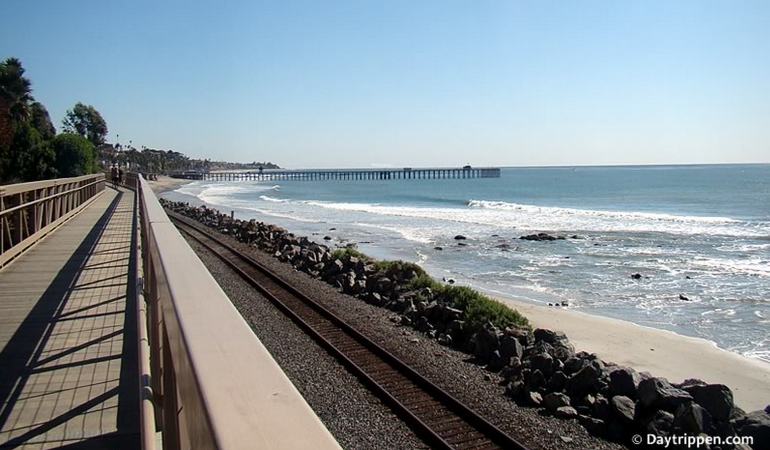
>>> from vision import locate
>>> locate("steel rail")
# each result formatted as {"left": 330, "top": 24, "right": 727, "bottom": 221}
{"left": 169, "top": 212, "right": 529, "bottom": 450}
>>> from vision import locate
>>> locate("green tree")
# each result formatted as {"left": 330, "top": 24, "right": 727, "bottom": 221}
{"left": 14, "top": 122, "right": 56, "bottom": 181}
{"left": 52, "top": 133, "right": 96, "bottom": 177}
{"left": 62, "top": 102, "right": 108, "bottom": 146}
{"left": 0, "top": 57, "right": 34, "bottom": 175}
{"left": 30, "top": 101, "right": 55, "bottom": 140}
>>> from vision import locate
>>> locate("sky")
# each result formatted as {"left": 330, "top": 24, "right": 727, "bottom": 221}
{"left": 1, "top": 0, "right": 768, "bottom": 168}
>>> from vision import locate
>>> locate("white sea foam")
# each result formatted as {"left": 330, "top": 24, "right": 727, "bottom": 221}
{"left": 259, "top": 195, "right": 290, "bottom": 203}
{"left": 244, "top": 197, "right": 767, "bottom": 237}
{"left": 690, "top": 256, "right": 770, "bottom": 277}
{"left": 466, "top": 200, "right": 763, "bottom": 237}
{"left": 179, "top": 181, "right": 767, "bottom": 238}
{"left": 351, "top": 222, "right": 433, "bottom": 243}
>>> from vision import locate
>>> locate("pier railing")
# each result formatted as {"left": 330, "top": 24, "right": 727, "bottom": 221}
{"left": 136, "top": 174, "right": 340, "bottom": 449}
{"left": 0, "top": 174, "right": 105, "bottom": 268}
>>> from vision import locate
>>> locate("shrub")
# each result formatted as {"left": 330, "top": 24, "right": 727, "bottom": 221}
{"left": 408, "top": 274, "right": 530, "bottom": 333}
{"left": 407, "top": 273, "right": 444, "bottom": 292}
{"left": 52, "top": 133, "right": 96, "bottom": 177}
{"left": 374, "top": 260, "right": 426, "bottom": 278}
{"left": 330, "top": 247, "right": 369, "bottom": 261}
{"left": 446, "top": 286, "right": 530, "bottom": 332}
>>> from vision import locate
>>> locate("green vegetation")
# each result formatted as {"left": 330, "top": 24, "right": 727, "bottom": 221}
{"left": 448, "top": 285, "right": 530, "bottom": 332}
{"left": 0, "top": 57, "right": 102, "bottom": 184}
{"left": 96, "top": 146, "right": 281, "bottom": 176}
{"left": 373, "top": 259, "right": 427, "bottom": 278}
{"left": 330, "top": 247, "right": 369, "bottom": 261}
{"left": 62, "top": 103, "right": 108, "bottom": 146}
{"left": 52, "top": 133, "right": 98, "bottom": 177}
{"left": 408, "top": 274, "right": 530, "bottom": 333}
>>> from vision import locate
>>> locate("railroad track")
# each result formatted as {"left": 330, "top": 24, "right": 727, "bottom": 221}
{"left": 169, "top": 212, "right": 528, "bottom": 450}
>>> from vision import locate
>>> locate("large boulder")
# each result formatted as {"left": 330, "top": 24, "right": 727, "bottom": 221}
{"left": 638, "top": 377, "right": 693, "bottom": 412}
{"left": 563, "top": 356, "right": 587, "bottom": 375}
{"left": 499, "top": 335, "right": 524, "bottom": 360}
{"left": 520, "top": 233, "right": 561, "bottom": 241}
{"left": 505, "top": 326, "right": 533, "bottom": 347}
{"left": 684, "top": 383, "right": 734, "bottom": 422}
{"left": 734, "top": 410, "right": 770, "bottom": 449}
{"left": 529, "top": 352, "right": 554, "bottom": 377}
{"left": 554, "top": 406, "right": 579, "bottom": 419}
{"left": 610, "top": 395, "right": 636, "bottom": 425}
{"left": 487, "top": 350, "right": 506, "bottom": 371}
{"left": 568, "top": 360, "right": 605, "bottom": 395}
{"left": 327, "top": 259, "right": 344, "bottom": 275}
{"left": 534, "top": 328, "right": 568, "bottom": 344}
{"left": 543, "top": 392, "right": 571, "bottom": 412}
{"left": 550, "top": 342, "right": 575, "bottom": 361}
{"left": 547, "top": 371, "right": 569, "bottom": 392}
{"left": 674, "top": 402, "right": 712, "bottom": 434}
{"left": 525, "top": 391, "right": 543, "bottom": 406}
{"left": 609, "top": 367, "right": 641, "bottom": 399}
{"left": 644, "top": 410, "right": 674, "bottom": 436}
{"left": 472, "top": 322, "right": 500, "bottom": 361}
{"left": 526, "top": 369, "right": 546, "bottom": 392}
{"left": 375, "top": 277, "right": 394, "bottom": 294}
{"left": 593, "top": 395, "right": 612, "bottom": 421}
{"left": 500, "top": 357, "right": 523, "bottom": 381}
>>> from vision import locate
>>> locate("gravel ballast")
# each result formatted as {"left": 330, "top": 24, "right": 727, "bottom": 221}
{"left": 185, "top": 237, "right": 425, "bottom": 450}
{"left": 183, "top": 228, "right": 625, "bottom": 450}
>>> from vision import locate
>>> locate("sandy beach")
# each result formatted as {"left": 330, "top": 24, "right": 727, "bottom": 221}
{"left": 147, "top": 175, "right": 191, "bottom": 194}
{"left": 496, "top": 295, "right": 770, "bottom": 412}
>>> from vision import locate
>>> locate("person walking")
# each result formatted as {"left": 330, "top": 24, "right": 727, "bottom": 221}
{"left": 118, "top": 166, "right": 124, "bottom": 186}
{"left": 110, "top": 165, "right": 119, "bottom": 188}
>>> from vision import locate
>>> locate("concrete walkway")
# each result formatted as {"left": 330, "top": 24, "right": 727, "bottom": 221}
{"left": 0, "top": 187, "right": 139, "bottom": 449}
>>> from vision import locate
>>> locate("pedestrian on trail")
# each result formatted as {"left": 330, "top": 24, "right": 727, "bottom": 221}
{"left": 118, "top": 167, "right": 124, "bottom": 186}
{"left": 111, "top": 166, "right": 119, "bottom": 188}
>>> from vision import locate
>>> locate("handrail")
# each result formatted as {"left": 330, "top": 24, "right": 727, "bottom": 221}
{"left": 136, "top": 174, "right": 340, "bottom": 449}
{"left": 0, "top": 173, "right": 101, "bottom": 195}
{"left": 0, "top": 179, "right": 103, "bottom": 217}
{"left": 0, "top": 173, "right": 105, "bottom": 268}
{"left": 133, "top": 177, "right": 157, "bottom": 450}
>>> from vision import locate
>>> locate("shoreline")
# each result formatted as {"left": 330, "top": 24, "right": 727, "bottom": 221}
{"left": 161, "top": 182, "right": 770, "bottom": 412}
{"left": 148, "top": 175, "right": 192, "bottom": 194}
{"left": 494, "top": 294, "right": 770, "bottom": 411}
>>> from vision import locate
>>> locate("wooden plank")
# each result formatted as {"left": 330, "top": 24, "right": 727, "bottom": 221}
{"left": 0, "top": 188, "right": 139, "bottom": 449}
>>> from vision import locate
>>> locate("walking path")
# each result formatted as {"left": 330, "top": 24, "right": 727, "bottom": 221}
{"left": 0, "top": 187, "right": 139, "bottom": 449}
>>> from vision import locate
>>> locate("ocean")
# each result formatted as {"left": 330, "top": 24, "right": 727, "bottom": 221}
{"left": 164, "top": 164, "right": 770, "bottom": 363}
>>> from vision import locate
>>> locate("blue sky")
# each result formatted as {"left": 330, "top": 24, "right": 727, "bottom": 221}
{"left": 2, "top": 1, "right": 768, "bottom": 168}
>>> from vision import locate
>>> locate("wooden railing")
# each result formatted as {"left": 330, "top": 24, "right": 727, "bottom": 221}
{"left": 136, "top": 174, "right": 340, "bottom": 449}
{"left": 0, "top": 174, "right": 105, "bottom": 267}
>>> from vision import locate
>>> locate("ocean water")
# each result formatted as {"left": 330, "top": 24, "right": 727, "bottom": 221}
{"left": 165, "top": 165, "right": 770, "bottom": 363}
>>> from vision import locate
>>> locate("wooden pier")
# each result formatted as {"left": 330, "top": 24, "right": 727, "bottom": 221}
{"left": 175, "top": 166, "right": 501, "bottom": 182}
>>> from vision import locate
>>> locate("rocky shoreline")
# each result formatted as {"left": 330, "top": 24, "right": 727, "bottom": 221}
{"left": 162, "top": 199, "right": 769, "bottom": 449}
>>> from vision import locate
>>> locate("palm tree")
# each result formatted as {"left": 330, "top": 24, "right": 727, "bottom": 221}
{"left": 0, "top": 57, "right": 34, "bottom": 150}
